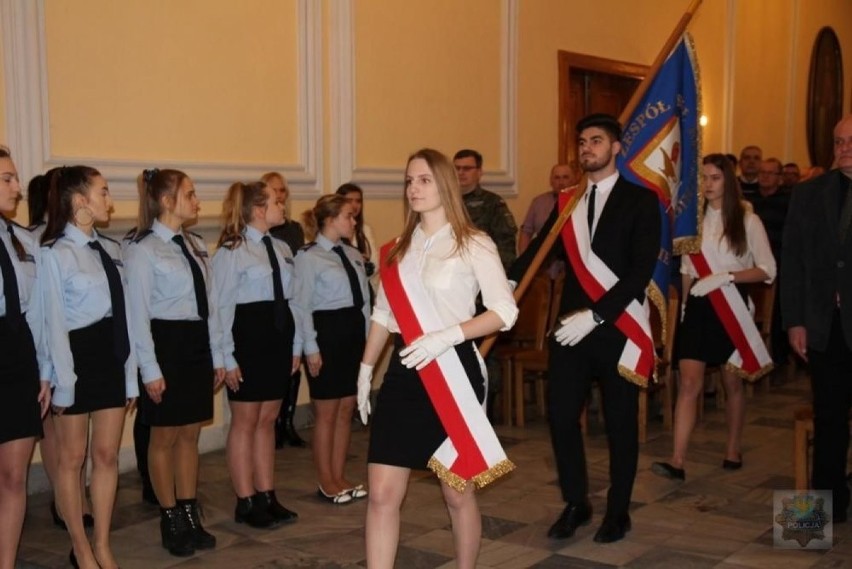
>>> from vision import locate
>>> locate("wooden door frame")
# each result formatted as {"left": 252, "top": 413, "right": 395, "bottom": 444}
{"left": 558, "top": 51, "right": 649, "bottom": 164}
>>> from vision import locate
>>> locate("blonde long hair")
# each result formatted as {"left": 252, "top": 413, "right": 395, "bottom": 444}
{"left": 217, "top": 181, "right": 268, "bottom": 248}
{"left": 386, "top": 148, "right": 478, "bottom": 265}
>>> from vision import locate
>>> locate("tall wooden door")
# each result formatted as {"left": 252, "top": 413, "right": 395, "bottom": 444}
{"left": 558, "top": 51, "right": 647, "bottom": 165}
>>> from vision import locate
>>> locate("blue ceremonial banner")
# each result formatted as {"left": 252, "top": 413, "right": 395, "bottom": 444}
{"left": 617, "top": 33, "right": 701, "bottom": 317}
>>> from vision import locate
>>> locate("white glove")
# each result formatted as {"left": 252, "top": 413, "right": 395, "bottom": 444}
{"left": 690, "top": 272, "right": 734, "bottom": 297}
{"left": 357, "top": 363, "right": 373, "bottom": 425}
{"left": 508, "top": 280, "right": 518, "bottom": 292}
{"left": 399, "top": 325, "right": 464, "bottom": 370}
{"left": 554, "top": 310, "right": 598, "bottom": 346}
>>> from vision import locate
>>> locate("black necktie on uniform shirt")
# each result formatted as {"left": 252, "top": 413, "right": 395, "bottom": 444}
{"left": 88, "top": 240, "right": 130, "bottom": 363}
{"left": 587, "top": 184, "right": 598, "bottom": 234}
{"left": 172, "top": 234, "right": 209, "bottom": 320}
{"left": 262, "top": 235, "right": 287, "bottom": 331}
{"left": 0, "top": 224, "right": 22, "bottom": 328}
{"left": 332, "top": 245, "right": 364, "bottom": 308}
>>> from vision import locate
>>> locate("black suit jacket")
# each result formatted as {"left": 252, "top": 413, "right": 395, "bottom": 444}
{"left": 509, "top": 176, "right": 661, "bottom": 328}
{"left": 781, "top": 169, "right": 852, "bottom": 351}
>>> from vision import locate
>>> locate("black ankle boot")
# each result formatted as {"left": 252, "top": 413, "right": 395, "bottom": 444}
{"left": 177, "top": 498, "right": 216, "bottom": 550}
{"left": 256, "top": 490, "right": 298, "bottom": 523}
{"left": 234, "top": 495, "right": 276, "bottom": 528}
{"left": 159, "top": 506, "right": 194, "bottom": 557}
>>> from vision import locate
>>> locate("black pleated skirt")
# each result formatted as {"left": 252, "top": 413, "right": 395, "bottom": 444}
{"left": 228, "top": 300, "right": 295, "bottom": 402}
{"left": 368, "top": 336, "right": 485, "bottom": 470}
{"left": 139, "top": 319, "right": 214, "bottom": 426}
{"left": 0, "top": 316, "right": 42, "bottom": 444}
{"left": 677, "top": 285, "right": 748, "bottom": 366}
{"left": 306, "top": 307, "right": 365, "bottom": 400}
{"left": 64, "top": 318, "right": 127, "bottom": 415}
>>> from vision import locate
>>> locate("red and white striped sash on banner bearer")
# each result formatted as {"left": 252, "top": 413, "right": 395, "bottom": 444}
{"left": 379, "top": 240, "right": 514, "bottom": 492}
{"left": 688, "top": 248, "right": 773, "bottom": 381}
{"left": 558, "top": 190, "right": 655, "bottom": 386}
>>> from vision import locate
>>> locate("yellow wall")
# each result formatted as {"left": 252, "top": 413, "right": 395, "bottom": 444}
{"left": 3, "top": 0, "right": 852, "bottom": 472}
{"left": 44, "top": 0, "right": 301, "bottom": 163}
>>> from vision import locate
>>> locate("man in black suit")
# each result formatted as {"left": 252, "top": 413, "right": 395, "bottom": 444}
{"left": 782, "top": 114, "right": 852, "bottom": 522}
{"left": 509, "top": 113, "right": 660, "bottom": 543}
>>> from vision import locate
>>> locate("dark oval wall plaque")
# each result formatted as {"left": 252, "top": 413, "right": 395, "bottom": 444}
{"left": 807, "top": 27, "right": 843, "bottom": 169}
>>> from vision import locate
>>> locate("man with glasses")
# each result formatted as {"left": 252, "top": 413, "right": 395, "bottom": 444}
{"left": 453, "top": 149, "right": 517, "bottom": 271}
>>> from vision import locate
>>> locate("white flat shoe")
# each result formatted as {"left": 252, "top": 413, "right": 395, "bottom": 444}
{"left": 345, "top": 484, "right": 368, "bottom": 499}
{"left": 317, "top": 486, "right": 353, "bottom": 505}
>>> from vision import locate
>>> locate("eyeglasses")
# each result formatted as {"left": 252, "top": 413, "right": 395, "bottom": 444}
{"left": 455, "top": 165, "right": 479, "bottom": 172}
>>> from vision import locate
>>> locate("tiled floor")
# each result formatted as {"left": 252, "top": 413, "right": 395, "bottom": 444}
{"left": 15, "top": 366, "right": 852, "bottom": 568}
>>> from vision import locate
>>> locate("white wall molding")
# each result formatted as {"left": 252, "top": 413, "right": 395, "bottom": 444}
{"left": 1, "top": 0, "right": 323, "bottom": 200}
{"left": 329, "top": 0, "right": 519, "bottom": 198}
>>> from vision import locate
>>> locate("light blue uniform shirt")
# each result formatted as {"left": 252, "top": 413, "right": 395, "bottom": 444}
{"left": 37, "top": 223, "right": 138, "bottom": 407}
{"left": 124, "top": 219, "right": 223, "bottom": 383}
{"left": 212, "top": 225, "right": 304, "bottom": 369}
{"left": 292, "top": 233, "right": 370, "bottom": 355}
{"left": 0, "top": 216, "right": 49, "bottom": 378}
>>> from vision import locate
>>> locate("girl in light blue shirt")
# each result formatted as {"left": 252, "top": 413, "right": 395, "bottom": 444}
{"left": 37, "top": 165, "right": 136, "bottom": 569}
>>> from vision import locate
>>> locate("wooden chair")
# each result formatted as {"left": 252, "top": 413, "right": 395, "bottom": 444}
{"left": 493, "top": 274, "right": 552, "bottom": 425}
{"left": 508, "top": 274, "right": 565, "bottom": 427}
{"left": 638, "top": 286, "right": 679, "bottom": 443}
{"left": 793, "top": 406, "right": 814, "bottom": 490}
{"left": 745, "top": 280, "right": 776, "bottom": 395}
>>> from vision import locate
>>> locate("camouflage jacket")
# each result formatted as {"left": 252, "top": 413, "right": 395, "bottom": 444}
{"left": 462, "top": 185, "right": 517, "bottom": 271}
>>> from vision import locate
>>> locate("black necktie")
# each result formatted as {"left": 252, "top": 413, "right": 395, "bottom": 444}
{"left": 0, "top": 224, "right": 22, "bottom": 328}
{"left": 587, "top": 184, "right": 598, "bottom": 235}
{"left": 172, "top": 234, "right": 209, "bottom": 320}
{"left": 262, "top": 235, "right": 287, "bottom": 330}
{"left": 332, "top": 245, "right": 364, "bottom": 308}
{"left": 88, "top": 240, "right": 130, "bottom": 363}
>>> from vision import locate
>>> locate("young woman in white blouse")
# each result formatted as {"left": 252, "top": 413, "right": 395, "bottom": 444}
{"left": 358, "top": 148, "right": 518, "bottom": 569}
{"left": 652, "top": 153, "right": 776, "bottom": 481}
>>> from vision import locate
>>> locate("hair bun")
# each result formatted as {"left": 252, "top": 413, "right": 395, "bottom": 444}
{"left": 143, "top": 168, "right": 160, "bottom": 185}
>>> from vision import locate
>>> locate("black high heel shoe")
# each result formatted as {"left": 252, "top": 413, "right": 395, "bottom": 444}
{"left": 52, "top": 501, "right": 95, "bottom": 530}
{"left": 51, "top": 501, "right": 67, "bottom": 530}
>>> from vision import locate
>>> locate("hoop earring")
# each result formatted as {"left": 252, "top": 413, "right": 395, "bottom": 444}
{"left": 73, "top": 206, "right": 94, "bottom": 226}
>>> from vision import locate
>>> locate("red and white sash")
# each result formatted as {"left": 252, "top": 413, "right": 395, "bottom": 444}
{"left": 688, "top": 247, "right": 773, "bottom": 381}
{"left": 380, "top": 240, "right": 514, "bottom": 491}
{"left": 558, "top": 190, "right": 655, "bottom": 386}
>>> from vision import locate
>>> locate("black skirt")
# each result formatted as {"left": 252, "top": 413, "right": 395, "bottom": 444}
{"left": 368, "top": 336, "right": 485, "bottom": 470}
{"left": 306, "top": 307, "right": 365, "bottom": 400}
{"left": 64, "top": 318, "right": 127, "bottom": 415}
{"left": 228, "top": 301, "right": 295, "bottom": 402}
{"left": 0, "top": 316, "right": 42, "bottom": 444}
{"left": 677, "top": 285, "right": 749, "bottom": 367}
{"left": 139, "top": 319, "right": 214, "bottom": 426}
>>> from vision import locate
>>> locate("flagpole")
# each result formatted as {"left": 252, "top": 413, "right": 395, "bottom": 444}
{"left": 479, "top": 0, "right": 703, "bottom": 359}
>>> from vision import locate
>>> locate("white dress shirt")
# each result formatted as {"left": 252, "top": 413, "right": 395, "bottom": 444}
{"left": 371, "top": 223, "right": 518, "bottom": 333}
{"left": 681, "top": 205, "right": 776, "bottom": 282}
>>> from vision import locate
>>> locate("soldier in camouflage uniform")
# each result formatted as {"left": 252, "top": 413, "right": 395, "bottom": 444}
{"left": 453, "top": 149, "right": 518, "bottom": 271}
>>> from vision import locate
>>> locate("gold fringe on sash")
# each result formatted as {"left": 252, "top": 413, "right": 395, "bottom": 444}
{"left": 724, "top": 361, "right": 774, "bottom": 383}
{"left": 618, "top": 364, "right": 650, "bottom": 388}
{"left": 645, "top": 281, "right": 667, "bottom": 343}
{"left": 427, "top": 457, "right": 516, "bottom": 493}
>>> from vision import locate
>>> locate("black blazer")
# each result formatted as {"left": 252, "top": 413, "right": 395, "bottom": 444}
{"left": 509, "top": 176, "right": 661, "bottom": 325}
{"left": 781, "top": 169, "right": 852, "bottom": 351}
